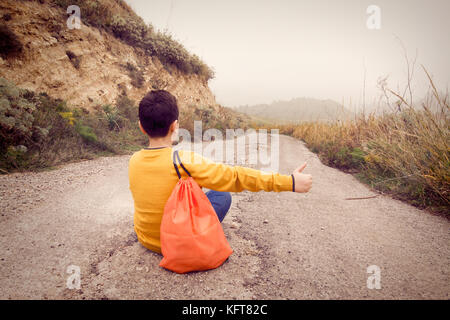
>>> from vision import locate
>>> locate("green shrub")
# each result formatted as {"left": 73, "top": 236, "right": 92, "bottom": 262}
{"left": 115, "top": 95, "right": 137, "bottom": 123}
{"left": 123, "top": 62, "right": 144, "bottom": 88}
{"left": 0, "top": 78, "right": 35, "bottom": 151}
{"left": 4, "top": 145, "right": 28, "bottom": 168}
{"left": 0, "top": 78, "right": 89, "bottom": 171}
{"left": 100, "top": 104, "right": 123, "bottom": 131}
{"left": 75, "top": 122, "right": 98, "bottom": 143}
{"left": 110, "top": 14, "right": 148, "bottom": 47}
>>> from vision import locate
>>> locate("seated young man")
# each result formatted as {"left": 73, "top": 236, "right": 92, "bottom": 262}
{"left": 129, "top": 90, "right": 313, "bottom": 253}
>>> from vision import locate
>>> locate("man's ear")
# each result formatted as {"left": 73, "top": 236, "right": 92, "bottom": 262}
{"left": 138, "top": 121, "right": 147, "bottom": 135}
{"left": 169, "top": 120, "right": 179, "bottom": 133}
{"left": 170, "top": 120, "right": 179, "bottom": 145}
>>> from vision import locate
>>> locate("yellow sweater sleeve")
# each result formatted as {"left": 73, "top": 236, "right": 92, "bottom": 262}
{"left": 178, "top": 151, "right": 294, "bottom": 193}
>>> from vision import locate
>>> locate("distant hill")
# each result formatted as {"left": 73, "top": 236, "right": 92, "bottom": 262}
{"left": 236, "top": 98, "right": 353, "bottom": 123}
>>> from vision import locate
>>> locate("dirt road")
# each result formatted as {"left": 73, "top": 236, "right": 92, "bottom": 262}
{"left": 0, "top": 135, "right": 449, "bottom": 299}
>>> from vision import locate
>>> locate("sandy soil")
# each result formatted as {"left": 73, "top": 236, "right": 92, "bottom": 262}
{"left": 0, "top": 135, "right": 448, "bottom": 299}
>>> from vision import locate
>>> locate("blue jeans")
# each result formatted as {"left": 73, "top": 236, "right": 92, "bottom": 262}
{"left": 205, "top": 191, "right": 232, "bottom": 222}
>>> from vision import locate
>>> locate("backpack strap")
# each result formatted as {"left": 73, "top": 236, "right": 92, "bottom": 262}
{"left": 173, "top": 150, "right": 191, "bottom": 179}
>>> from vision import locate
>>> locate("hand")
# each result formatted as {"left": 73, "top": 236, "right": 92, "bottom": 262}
{"left": 292, "top": 162, "right": 312, "bottom": 193}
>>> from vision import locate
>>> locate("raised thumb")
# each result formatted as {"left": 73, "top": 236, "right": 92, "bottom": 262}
{"left": 295, "top": 162, "right": 307, "bottom": 173}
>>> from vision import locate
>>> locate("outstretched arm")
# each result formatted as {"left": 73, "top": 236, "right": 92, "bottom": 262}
{"left": 179, "top": 151, "right": 312, "bottom": 193}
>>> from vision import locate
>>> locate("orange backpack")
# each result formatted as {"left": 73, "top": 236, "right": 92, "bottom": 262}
{"left": 159, "top": 150, "right": 233, "bottom": 273}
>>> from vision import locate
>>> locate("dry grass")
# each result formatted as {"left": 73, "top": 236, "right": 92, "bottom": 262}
{"left": 268, "top": 72, "right": 449, "bottom": 213}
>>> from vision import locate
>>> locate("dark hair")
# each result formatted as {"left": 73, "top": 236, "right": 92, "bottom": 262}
{"left": 138, "top": 90, "right": 179, "bottom": 138}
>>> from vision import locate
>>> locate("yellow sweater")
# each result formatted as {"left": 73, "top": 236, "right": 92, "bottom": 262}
{"left": 128, "top": 147, "right": 294, "bottom": 253}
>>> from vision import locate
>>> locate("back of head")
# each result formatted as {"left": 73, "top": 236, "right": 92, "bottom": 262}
{"left": 138, "top": 90, "right": 179, "bottom": 138}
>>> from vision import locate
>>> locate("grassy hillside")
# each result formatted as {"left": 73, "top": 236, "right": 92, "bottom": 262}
{"left": 49, "top": 0, "right": 214, "bottom": 81}
{"left": 236, "top": 97, "right": 352, "bottom": 123}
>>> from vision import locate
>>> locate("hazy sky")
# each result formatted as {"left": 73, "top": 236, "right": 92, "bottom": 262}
{"left": 125, "top": 0, "right": 450, "bottom": 108}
